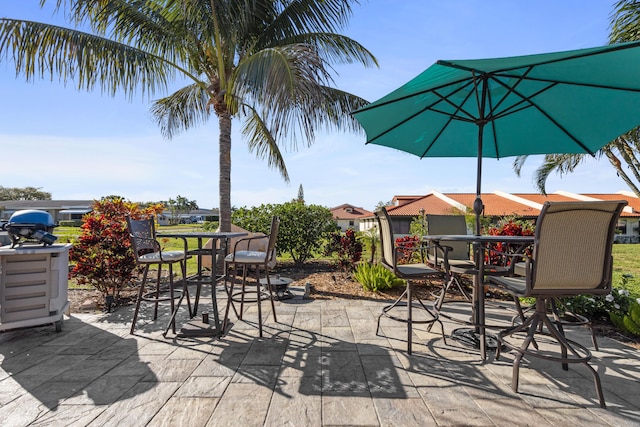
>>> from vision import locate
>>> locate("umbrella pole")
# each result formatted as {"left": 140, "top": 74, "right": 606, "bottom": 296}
{"left": 473, "top": 123, "right": 487, "bottom": 358}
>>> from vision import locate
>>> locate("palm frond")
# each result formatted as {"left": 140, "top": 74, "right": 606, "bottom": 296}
{"left": 0, "top": 18, "right": 171, "bottom": 98}
{"left": 281, "top": 32, "right": 377, "bottom": 67}
{"left": 610, "top": 0, "right": 640, "bottom": 43}
{"left": 241, "top": 105, "right": 290, "bottom": 182}
{"left": 512, "top": 155, "right": 529, "bottom": 177}
{"left": 268, "top": 0, "right": 356, "bottom": 39}
{"left": 534, "top": 154, "right": 586, "bottom": 194}
{"left": 150, "top": 83, "right": 211, "bottom": 138}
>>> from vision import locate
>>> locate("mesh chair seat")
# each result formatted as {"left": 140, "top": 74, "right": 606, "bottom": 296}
{"left": 395, "top": 263, "right": 440, "bottom": 276}
{"left": 225, "top": 250, "right": 276, "bottom": 267}
{"left": 138, "top": 250, "right": 187, "bottom": 263}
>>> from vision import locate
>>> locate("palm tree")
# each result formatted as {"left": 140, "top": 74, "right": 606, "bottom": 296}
{"left": 513, "top": 0, "right": 640, "bottom": 196}
{"left": 0, "top": 0, "right": 377, "bottom": 230}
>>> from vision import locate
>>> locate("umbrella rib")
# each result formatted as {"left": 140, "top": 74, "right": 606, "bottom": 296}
{"left": 359, "top": 41, "right": 640, "bottom": 116}
{"left": 500, "top": 81, "right": 596, "bottom": 155}
{"left": 487, "top": 69, "right": 556, "bottom": 121}
{"left": 417, "top": 84, "right": 482, "bottom": 157}
{"left": 364, "top": 81, "right": 479, "bottom": 146}
{"left": 494, "top": 72, "right": 640, "bottom": 93}
{"left": 353, "top": 75, "right": 479, "bottom": 114}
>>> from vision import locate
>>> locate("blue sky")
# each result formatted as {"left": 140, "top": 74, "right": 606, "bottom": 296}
{"left": 0, "top": 1, "right": 624, "bottom": 210}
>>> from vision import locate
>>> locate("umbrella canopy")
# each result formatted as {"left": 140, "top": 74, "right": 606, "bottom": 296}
{"left": 353, "top": 41, "right": 640, "bottom": 233}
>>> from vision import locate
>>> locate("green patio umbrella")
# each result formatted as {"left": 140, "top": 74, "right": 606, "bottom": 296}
{"left": 353, "top": 41, "right": 640, "bottom": 234}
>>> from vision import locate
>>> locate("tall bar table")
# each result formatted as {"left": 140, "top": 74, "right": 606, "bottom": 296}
{"left": 423, "top": 234, "right": 534, "bottom": 359}
{"left": 158, "top": 231, "right": 247, "bottom": 337}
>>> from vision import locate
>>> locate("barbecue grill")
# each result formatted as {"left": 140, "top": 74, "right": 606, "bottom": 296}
{"left": 1, "top": 210, "right": 58, "bottom": 247}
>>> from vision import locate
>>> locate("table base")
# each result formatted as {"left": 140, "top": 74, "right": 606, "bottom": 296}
{"left": 451, "top": 327, "right": 501, "bottom": 351}
{"left": 177, "top": 319, "right": 224, "bottom": 338}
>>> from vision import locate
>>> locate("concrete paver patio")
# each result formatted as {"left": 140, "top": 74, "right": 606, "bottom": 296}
{"left": 1, "top": 285, "right": 639, "bottom": 426}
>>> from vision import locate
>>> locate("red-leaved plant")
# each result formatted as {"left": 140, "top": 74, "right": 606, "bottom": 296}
{"left": 484, "top": 217, "right": 534, "bottom": 266}
{"left": 325, "top": 228, "right": 363, "bottom": 270}
{"left": 69, "top": 196, "right": 164, "bottom": 302}
{"left": 394, "top": 235, "right": 421, "bottom": 264}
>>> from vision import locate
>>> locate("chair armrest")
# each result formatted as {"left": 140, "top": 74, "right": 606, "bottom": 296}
{"left": 482, "top": 241, "right": 531, "bottom": 271}
{"left": 231, "top": 233, "right": 269, "bottom": 252}
{"left": 133, "top": 234, "right": 188, "bottom": 261}
{"left": 392, "top": 241, "right": 449, "bottom": 269}
{"left": 429, "top": 242, "right": 454, "bottom": 269}
{"left": 484, "top": 243, "right": 531, "bottom": 275}
{"left": 157, "top": 235, "right": 188, "bottom": 258}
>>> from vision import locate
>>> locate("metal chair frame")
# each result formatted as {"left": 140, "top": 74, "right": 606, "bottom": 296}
{"left": 222, "top": 216, "right": 280, "bottom": 337}
{"left": 487, "top": 200, "right": 627, "bottom": 409}
{"left": 127, "top": 216, "right": 189, "bottom": 337}
{"left": 375, "top": 207, "right": 447, "bottom": 354}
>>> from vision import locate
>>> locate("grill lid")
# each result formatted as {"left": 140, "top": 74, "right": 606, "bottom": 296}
{"left": 7, "top": 210, "right": 56, "bottom": 228}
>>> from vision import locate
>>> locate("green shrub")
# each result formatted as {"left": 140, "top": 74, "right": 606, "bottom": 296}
{"left": 610, "top": 300, "right": 640, "bottom": 337}
{"left": 59, "top": 220, "right": 82, "bottom": 227}
{"left": 353, "top": 262, "right": 404, "bottom": 292}
{"left": 556, "top": 273, "right": 640, "bottom": 337}
{"left": 202, "top": 220, "right": 219, "bottom": 231}
{"left": 233, "top": 202, "right": 336, "bottom": 265}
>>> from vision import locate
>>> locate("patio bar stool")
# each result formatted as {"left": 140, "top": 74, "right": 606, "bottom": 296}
{"left": 222, "top": 216, "right": 280, "bottom": 337}
{"left": 127, "top": 215, "right": 189, "bottom": 336}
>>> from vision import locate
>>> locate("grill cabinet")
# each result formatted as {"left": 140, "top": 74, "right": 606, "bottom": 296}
{"left": 0, "top": 244, "right": 71, "bottom": 332}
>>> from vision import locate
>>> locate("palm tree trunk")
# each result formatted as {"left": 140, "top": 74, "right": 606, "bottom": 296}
{"left": 219, "top": 112, "right": 232, "bottom": 232}
{"left": 604, "top": 149, "right": 640, "bottom": 197}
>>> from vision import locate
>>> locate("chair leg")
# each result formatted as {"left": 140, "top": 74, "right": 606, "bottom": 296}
{"left": 164, "top": 260, "right": 189, "bottom": 337}
{"left": 430, "top": 273, "right": 473, "bottom": 330}
{"left": 254, "top": 267, "right": 263, "bottom": 337}
{"left": 222, "top": 263, "right": 236, "bottom": 333}
{"left": 499, "top": 299, "right": 606, "bottom": 408}
{"left": 376, "top": 281, "right": 445, "bottom": 355}
{"left": 153, "top": 264, "right": 163, "bottom": 321}
{"left": 181, "top": 260, "right": 193, "bottom": 318}
{"left": 168, "top": 263, "right": 176, "bottom": 334}
{"left": 265, "top": 271, "right": 277, "bottom": 323}
{"left": 239, "top": 265, "right": 248, "bottom": 320}
{"left": 407, "top": 281, "right": 413, "bottom": 354}
{"left": 130, "top": 265, "right": 150, "bottom": 334}
{"left": 511, "top": 312, "right": 541, "bottom": 392}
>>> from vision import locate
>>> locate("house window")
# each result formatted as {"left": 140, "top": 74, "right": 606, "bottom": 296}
{"left": 349, "top": 220, "right": 354, "bottom": 227}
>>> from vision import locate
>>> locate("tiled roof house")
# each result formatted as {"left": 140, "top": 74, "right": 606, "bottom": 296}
{"left": 330, "top": 204, "right": 374, "bottom": 232}
{"left": 364, "top": 190, "right": 640, "bottom": 242}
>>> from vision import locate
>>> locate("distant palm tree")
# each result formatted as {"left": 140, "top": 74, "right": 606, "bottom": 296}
{"left": 513, "top": 0, "right": 640, "bottom": 196}
{"left": 0, "top": 0, "right": 377, "bottom": 230}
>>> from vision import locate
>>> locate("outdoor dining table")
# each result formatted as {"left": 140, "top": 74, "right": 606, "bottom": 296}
{"left": 157, "top": 231, "right": 247, "bottom": 337}
{"left": 423, "top": 234, "right": 534, "bottom": 359}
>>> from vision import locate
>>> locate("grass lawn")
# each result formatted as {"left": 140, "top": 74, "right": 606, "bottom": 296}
{"left": 611, "top": 243, "right": 640, "bottom": 297}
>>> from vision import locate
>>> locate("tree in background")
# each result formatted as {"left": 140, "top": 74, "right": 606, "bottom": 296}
{"left": 295, "top": 184, "right": 305, "bottom": 203}
{"left": 232, "top": 201, "right": 336, "bottom": 265}
{"left": 163, "top": 195, "right": 198, "bottom": 224}
{"left": 0, "top": 0, "right": 377, "bottom": 232}
{"left": 375, "top": 200, "right": 393, "bottom": 211}
{"left": 69, "top": 196, "right": 163, "bottom": 304}
{"left": 0, "top": 186, "right": 51, "bottom": 200}
{"left": 512, "top": 0, "right": 640, "bottom": 196}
